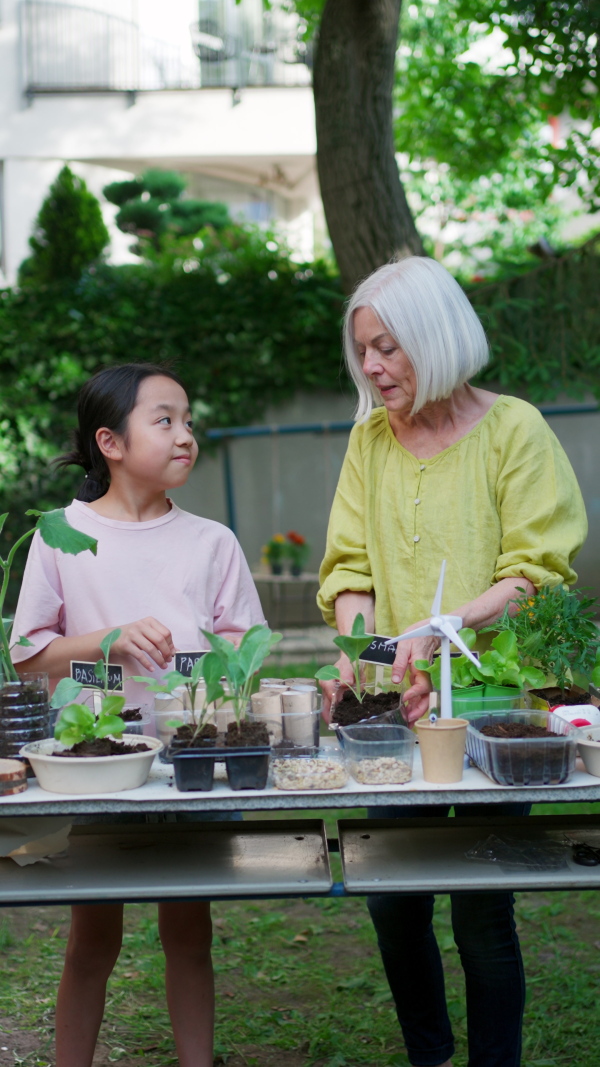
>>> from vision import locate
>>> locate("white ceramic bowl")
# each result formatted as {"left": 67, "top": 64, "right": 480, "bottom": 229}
{"left": 20, "top": 735, "right": 162, "bottom": 794}
{"left": 576, "top": 725, "right": 600, "bottom": 778}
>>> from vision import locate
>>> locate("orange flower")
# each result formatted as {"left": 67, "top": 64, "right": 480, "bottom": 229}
{"left": 286, "top": 531, "right": 305, "bottom": 545}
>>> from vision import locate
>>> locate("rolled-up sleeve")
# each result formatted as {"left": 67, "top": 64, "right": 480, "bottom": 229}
{"left": 493, "top": 410, "right": 587, "bottom": 589}
{"left": 317, "top": 426, "right": 374, "bottom": 627}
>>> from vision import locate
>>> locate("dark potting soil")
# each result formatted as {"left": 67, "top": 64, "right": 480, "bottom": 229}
{"left": 529, "top": 685, "right": 591, "bottom": 707}
{"left": 480, "top": 723, "right": 559, "bottom": 739}
{"left": 332, "top": 689, "right": 399, "bottom": 727}
{"left": 119, "top": 707, "right": 143, "bottom": 723}
{"left": 174, "top": 723, "right": 218, "bottom": 746}
{"left": 56, "top": 739, "right": 151, "bottom": 758}
{"left": 225, "top": 720, "right": 270, "bottom": 747}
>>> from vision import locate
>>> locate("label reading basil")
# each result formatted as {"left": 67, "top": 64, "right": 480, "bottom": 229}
{"left": 70, "top": 661, "right": 124, "bottom": 692}
{"left": 175, "top": 651, "right": 207, "bottom": 677}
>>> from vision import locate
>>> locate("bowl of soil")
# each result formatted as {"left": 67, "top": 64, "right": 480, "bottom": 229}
{"left": 20, "top": 735, "right": 162, "bottom": 794}
{"left": 466, "top": 711, "right": 576, "bottom": 786}
{"left": 331, "top": 686, "right": 401, "bottom": 730}
{"left": 575, "top": 725, "right": 600, "bottom": 778}
{"left": 340, "top": 723, "right": 415, "bottom": 785}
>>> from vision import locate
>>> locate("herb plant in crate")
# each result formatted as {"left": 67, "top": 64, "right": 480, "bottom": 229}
{"left": 487, "top": 585, "right": 600, "bottom": 709}
{"left": 21, "top": 630, "right": 161, "bottom": 794}
{"left": 0, "top": 509, "right": 97, "bottom": 766}
{"left": 316, "top": 614, "right": 400, "bottom": 728}
{"left": 469, "top": 630, "right": 546, "bottom": 701}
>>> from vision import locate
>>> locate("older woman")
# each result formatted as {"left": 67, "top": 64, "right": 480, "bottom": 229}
{"left": 318, "top": 257, "right": 586, "bottom": 1067}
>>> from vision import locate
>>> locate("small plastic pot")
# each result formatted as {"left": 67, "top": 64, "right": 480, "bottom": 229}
{"left": 172, "top": 749, "right": 216, "bottom": 791}
{"left": 222, "top": 746, "right": 271, "bottom": 790}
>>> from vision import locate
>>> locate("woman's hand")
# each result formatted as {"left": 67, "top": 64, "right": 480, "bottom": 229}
{"left": 111, "top": 618, "right": 176, "bottom": 672}
{"left": 391, "top": 623, "right": 439, "bottom": 725}
{"left": 319, "top": 652, "right": 357, "bottom": 724}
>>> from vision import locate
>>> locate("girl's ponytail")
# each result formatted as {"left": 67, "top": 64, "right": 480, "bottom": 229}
{"left": 56, "top": 363, "right": 184, "bottom": 502}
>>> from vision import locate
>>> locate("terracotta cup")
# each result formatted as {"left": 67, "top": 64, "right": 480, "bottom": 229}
{"left": 414, "top": 718, "right": 469, "bottom": 783}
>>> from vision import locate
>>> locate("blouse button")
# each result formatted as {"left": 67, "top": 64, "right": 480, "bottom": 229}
{"left": 420, "top": 464, "right": 426, "bottom": 471}
{"left": 413, "top": 535, "right": 420, "bottom": 543}
{"left": 414, "top": 498, "right": 421, "bottom": 505}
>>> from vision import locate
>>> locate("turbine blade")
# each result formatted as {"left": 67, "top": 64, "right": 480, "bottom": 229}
{"left": 438, "top": 620, "right": 480, "bottom": 667}
{"left": 385, "top": 624, "right": 436, "bottom": 646}
{"left": 431, "top": 560, "right": 446, "bottom": 617}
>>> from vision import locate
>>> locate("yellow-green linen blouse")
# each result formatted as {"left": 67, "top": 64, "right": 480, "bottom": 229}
{"left": 318, "top": 396, "right": 587, "bottom": 636}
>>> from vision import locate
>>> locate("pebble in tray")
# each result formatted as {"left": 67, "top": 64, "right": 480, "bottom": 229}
{"left": 348, "top": 756, "right": 412, "bottom": 785}
{"left": 272, "top": 756, "right": 347, "bottom": 791}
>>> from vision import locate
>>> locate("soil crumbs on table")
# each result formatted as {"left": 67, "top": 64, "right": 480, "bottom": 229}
{"left": 1, "top": 803, "right": 599, "bottom": 1067}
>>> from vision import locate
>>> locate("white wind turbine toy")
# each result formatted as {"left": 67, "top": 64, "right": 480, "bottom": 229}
{"left": 385, "top": 560, "right": 480, "bottom": 719}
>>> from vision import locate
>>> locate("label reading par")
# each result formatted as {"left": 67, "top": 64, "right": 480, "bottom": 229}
{"left": 70, "top": 661, "right": 124, "bottom": 692}
{"left": 175, "top": 651, "right": 207, "bottom": 678}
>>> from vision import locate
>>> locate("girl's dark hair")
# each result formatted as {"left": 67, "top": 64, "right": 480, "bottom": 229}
{"left": 57, "top": 363, "right": 185, "bottom": 502}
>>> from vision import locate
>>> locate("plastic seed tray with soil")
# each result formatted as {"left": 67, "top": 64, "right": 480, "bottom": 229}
{"left": 173, "top": 723, "right": 217, "bottom": 747}
{"left": 224, "top": 720, "right": 270, "bottom": 747}
{"left": 332, "top": 689, "right": 400, "bottom": 727}
{"left": 55, "top": 738, "right": 151, "bottom": 758}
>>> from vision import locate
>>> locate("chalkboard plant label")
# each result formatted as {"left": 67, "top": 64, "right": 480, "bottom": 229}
{"left": 174, "top": 651, "right": 207, "bottom": 677}
{"left": 70, "top": 661, "right": 123, "bottom": 692}
{"left": 315, "top": 614, "right": 402, "bottom": 727}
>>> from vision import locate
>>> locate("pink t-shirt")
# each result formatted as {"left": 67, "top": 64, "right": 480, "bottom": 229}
{"left": 12, "top": 500, "right": 265, "bottom": 701}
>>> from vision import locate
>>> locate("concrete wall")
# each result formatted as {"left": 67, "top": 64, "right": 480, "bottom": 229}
{"left": 171, "top": 394, "right": 600, "bottom": 598}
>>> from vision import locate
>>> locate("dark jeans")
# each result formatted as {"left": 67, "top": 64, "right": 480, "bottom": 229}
{"left": 366, "top": 803, "right": 530, "bottom": 1067}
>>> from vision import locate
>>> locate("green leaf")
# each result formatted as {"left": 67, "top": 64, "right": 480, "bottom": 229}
{"left": 54, "top": 703, "right": 94, "bottom": 742}
{"left": 315, "top": 665, "right": 341, "bottom": 681}
{"left": 50, "top": 677, "right": 84, "bottom": 709}
{"left": 237, "top": 625, "right": 279, "bottom": 680}
{"left": 591, "top": 666, "right": 600, "bottom": 688}
{"left": 56, "top": 727, "right": 85, "bottom": 747}
{"left": 95, "top": 715, "right": 125, "bottom": 739}
{"left": 202, "top": 652, "right": 226, "bottom": 704}
{"left": 94, "top": 659, "right": 106, "bottom": 683}
{"left": 351, "top": 613, "right": 367, "bottom": 638}
{"left": 458, "top": 627, "right": 477, "bottom": 650}
{"left": 98, "top": 694, "right": 125, "bottom": 719}
{"left": 100, "top": 628, "right": 121, "bottom": 660}
{"left": 492, "top": 631, "right": 518, "bottom": 660}
{"left": 14, "top": 635, "right": 33, "bottom": 647}
{"left": 0, "top": 513, "right": 8, "bottom": 538}
{"left": 30, "top": 509, "right": 98, "bottom": 556}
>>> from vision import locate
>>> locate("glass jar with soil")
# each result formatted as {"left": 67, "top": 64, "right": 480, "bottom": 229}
{"left": 0, "top": 672, "right": 51, "bottom": 772}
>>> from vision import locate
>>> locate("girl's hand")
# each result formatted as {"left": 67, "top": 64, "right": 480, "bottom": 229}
{"left": 391, "top": 623, "right": 439, "bottom": 725}
{"left": 112, "top": 618, "right": 176, "bottom": 672}
{"left": 319, "top": 653, "right": 356, "bottom": 724}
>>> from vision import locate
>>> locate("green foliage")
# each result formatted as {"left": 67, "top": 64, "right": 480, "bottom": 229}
{"left": 200, "top": 624, "right": 282, "bottom": 721}
{"left": 470, "top": 630, "right": 546, "bottom": 690}
{"left": 103, "top": 168, "right": 231, "bottom": 254}
{"left": 19, "top": 166, "right": 109, "bottom": 284}
{"left": 487, "top": 585, "right": 600, "bottom": 693}
{"left": 53, "top": 629, "right": 126, "bottom": 747}
{"left": 415, "top": 628, "right": 479, "bottom": 690}
{"left": 132, "top": 655, "right": 225, "bottom": 743}
{"left": 0, "top": 510, "right": 97, "bottom": 681}
{"left": 316, "top": 614, "right": 373, "bottom": 703}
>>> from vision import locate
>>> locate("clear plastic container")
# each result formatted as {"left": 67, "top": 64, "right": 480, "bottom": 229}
{"left": 247, "top": 697, "right": 322, "bottom": 755}
{"left": 452, "top": 690, "right": 530, "bottom": 720}
{"left": 466, "top": 710, "right": 577, "bottom": 786}
{"left": 117, "top": 704, "right": 153, "bottom": 736}
{"left": 271, "top": 746, "right": 347, "bottom": 791}
{"left": 340, "top": 723, "right": 415, "bottom": 785}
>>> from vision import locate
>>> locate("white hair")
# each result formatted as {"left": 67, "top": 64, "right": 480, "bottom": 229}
{"left": 344, "top": 257, "right": 490, "bottom": 421}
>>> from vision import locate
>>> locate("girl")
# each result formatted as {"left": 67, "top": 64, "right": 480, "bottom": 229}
{"left": 12, "top": 363, "right": 265, "bottom": 1067}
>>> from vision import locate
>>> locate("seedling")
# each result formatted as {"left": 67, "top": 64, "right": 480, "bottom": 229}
{"left": 0, "top": 509, "right": 97, "bottom": 681}
{"left": 315, "top": 614, "right": 374, "bottom": 702}
{"left": 133, "top": 653, "right": 225, "bottom": 743}
{"left": 415, "top": 628, "right": 480, "bottom": 689}
{"left": 52, "top": 629, "right": 126, "bottom": 747}
{"left": 200, "top": 624, "right": 282, "bottom": 722}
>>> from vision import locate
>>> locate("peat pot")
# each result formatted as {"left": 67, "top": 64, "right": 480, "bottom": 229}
{"left": 0, "top": 673, "right": 51, "bottom": 770}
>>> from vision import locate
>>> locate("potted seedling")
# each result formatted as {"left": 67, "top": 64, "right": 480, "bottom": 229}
{"left": 315, "top": 614, "right": 401, "bottom": 728}
{"left": 20, "top": 629, "right": 161, "bottom": 794}
{"left": 285, "top": 531, "right": 310, "bottom": 577}
{"left": 143, "top": 625, "right": 282, "bottom": 791}
{"left": 0, "top": 509, "right": 98, "bottom": 764}
{"left": 487, "top": 585, "right": 600, "bottom": 709}
{"left": 469, "top": 630, "right": 546, "bottom": 700}
{"left": 414, "top": 628, "right": 485, "bottom": 717}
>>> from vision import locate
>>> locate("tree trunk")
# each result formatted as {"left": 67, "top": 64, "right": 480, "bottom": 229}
{"left": 314, "top": 0, "right": 424, "bottom": 293}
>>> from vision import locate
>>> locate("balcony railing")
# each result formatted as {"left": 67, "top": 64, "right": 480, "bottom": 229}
{"left": 20, "top": 0, "right": 312, "bottom": 95}
{"left": 21, "top": 0, "right": 201, "bottom": 93}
